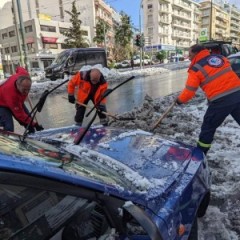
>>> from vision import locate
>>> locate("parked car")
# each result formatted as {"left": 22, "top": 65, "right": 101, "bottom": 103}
{"left": 45, "top": 48, "right": 107, "bottom": 81}
{"left": 133, "top": 55, "right": 150, "bottom": 65}
{"left": 0, "top": 124, "right": 211, "bottom": 240}
{"left": 227, "top": 51, "right": 240, "bottom": 78}
{"left": 115, "top": 60, "right": 130, "bottom": 68}
{"left": 30, "top": 68, "right": 45, "bottom": 80}
{"left": 201, "top": 40, "right": 238, "bottom": 57}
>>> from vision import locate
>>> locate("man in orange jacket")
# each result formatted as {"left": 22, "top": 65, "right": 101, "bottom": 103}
{"left": 67, "top": 68, "right": 108, "bottom": 126}
{"left": 177, "top": 44, "right": 240, "bottom": 155}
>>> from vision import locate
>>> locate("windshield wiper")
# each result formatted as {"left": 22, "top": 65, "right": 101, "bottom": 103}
{"left": 22, "top": 79, "right": 69, "bottom": 141}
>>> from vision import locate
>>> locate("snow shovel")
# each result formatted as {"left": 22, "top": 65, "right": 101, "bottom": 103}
{"left": 151, "top": 100, "right": 176, "bottom": 131}
{"left": 63, "top": 97, "right": 135, "bottom": 121}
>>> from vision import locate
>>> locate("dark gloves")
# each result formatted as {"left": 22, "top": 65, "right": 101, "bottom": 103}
{"left": 27, "top": 125, "right": 35, "bottom": 134}
{"left": 35, "top": 123, "right": 44, "bottom": 131}
{"left": 175, "top": 98, "right": 182, "bottom": 105}
{"left": 68, "top": 95, "right": 75, "bottom": 104}
{"left": 26, "top": 123, "right": 44, "bottom": 134}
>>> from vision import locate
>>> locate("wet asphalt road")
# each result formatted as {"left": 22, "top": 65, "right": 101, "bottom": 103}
{"left": 16, "top": 68, "right": 188, "bottom": 133}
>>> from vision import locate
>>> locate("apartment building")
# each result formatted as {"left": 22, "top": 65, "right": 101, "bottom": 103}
{"left": 142, "top": 0, "right": 201, "bottom": 55}
{"left": 0, "top": 17, "right": 90, "bottom": 73}
{"left": 224, "top": 3, "right": 240, "bottom": 49}
{"left": 200, "top": 0, "right": 230, "bottom": 41}
{"left": 0, "top": 0, "right": 120, "bottom": 74}
{"left": 199, "top": 0, "right": 240, "bottom": 49}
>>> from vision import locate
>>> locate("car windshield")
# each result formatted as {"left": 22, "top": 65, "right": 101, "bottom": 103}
{"left": 0, "top": 134, "right": 135, "bottom": 191}
{"left": 53, "top": 51, "right": 69, "bottom": 65}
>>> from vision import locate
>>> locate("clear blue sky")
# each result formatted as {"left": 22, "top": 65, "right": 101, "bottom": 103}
{"left": 106, "top": 0, "right": 141, "bottom": 29}
{"left": 107, "top": 0, "right": 240, "bottom": 30}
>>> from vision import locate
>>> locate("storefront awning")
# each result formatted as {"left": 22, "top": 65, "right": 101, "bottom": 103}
{"left": 42, "top": 37, "right": 58, "bottom": 43}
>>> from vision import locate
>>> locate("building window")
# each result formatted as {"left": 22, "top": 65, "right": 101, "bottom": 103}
{"left": 148, "top": 27, "right": 153, "bottom": 35}
{"left": 59, "top": 27, "right": 68, "bottom": 34}
{"left": 147, "top": 14, "right": 153, "bottom": 24}
{"left": 11, "top": 46, "right": 18, "bottom": 53}
{"left": 81, "top": 30, "right": 88, "bottom": 36}
{"left": 25, "top": 25, "right": 33, "bottom": 33}
{"left": 2, "top": 33, "right": 8, "bottom": 39}
{"left": 147, "top": 4, "right": 153, "bottom": 9}
{"left": 40, "top": 25, "right": 56, "bottom": 32}
{"left": 43, "top": 43, "right": 58, "bottom": 49}
{"left": 4, "top": 47, "right": 10, "bottom": 54}
{"left": 61, "top": 43, "right": 68, "bottom": 49}
{"left": 9, "top": 30, "right": 15, "bottom": 37}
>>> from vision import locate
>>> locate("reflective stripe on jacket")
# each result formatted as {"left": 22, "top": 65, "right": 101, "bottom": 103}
{"left": 178, "top": 49, "right": 240, "bottom": 104}
{"left": 67, "top": 70, "right": 108, "bottom": 104}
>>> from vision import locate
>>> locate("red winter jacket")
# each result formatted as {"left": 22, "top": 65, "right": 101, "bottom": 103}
{"left": 0, "top": 67, "right": 36, "bottom": 127}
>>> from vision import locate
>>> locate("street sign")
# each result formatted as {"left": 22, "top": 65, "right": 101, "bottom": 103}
{"left": 199, "top": 28, "right": 208, "bottom": 42}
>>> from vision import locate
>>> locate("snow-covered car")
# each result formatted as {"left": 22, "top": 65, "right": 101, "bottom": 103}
{"left": 227, "top": 51, "right": 240, "bottom": 78}
{"left": 30, "top": 68, "right": 45, "bottom": 81}
{"left": 0, "top": 124, "right": 211, "bottom": 240}
{"left": 115, "top": 60, "right": 130, "bottom": 68}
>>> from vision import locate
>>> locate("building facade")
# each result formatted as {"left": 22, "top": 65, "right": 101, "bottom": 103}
{"left": 1, "top": 0, "right": 240, "bottom": 75}
{"left": 0, "top": 17, "right": 90, "bottom": 73}
{"left": 0, "top": 0, "right": 120, "bottom": 73}
{"left": 142, "top": 0, "right": 201, "bottom": 56}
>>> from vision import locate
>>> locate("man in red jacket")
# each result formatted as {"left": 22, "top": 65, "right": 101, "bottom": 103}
{"left": 67, "top": 68, "right": 108, "bottom": 126}
{"left": 0, "top": 67, "right": 44, "bottom": 133}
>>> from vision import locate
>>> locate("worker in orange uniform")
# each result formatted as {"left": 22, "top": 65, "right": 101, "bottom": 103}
{"left": 67, "top": 68, "right": 108, "bottom": 126}
{"left": 176, "top": 44, "right": 240, "bottom": 155}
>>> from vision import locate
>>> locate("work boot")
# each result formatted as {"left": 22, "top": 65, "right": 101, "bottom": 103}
{"left": 100, "top": 118, "right": 108, "bottom": 126}
{"left": 75, "top": 121, "right": 82, "bottom": 127}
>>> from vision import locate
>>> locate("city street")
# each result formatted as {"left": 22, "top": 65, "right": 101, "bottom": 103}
{"left": 21, "top": 68, "right": 188, "bottom": 131}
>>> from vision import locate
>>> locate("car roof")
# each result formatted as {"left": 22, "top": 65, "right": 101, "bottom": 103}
{"left": 228, "top": 51, "right": 240, "bottom": 58}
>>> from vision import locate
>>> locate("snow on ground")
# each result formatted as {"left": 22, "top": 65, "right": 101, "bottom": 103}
{"left": 26, "top": 63, "right": 240, "bottom": 239}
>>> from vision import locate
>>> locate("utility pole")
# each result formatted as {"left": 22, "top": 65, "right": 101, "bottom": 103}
{"left": 15, "top": 0, "right": 30, "bottom": 71}
{"left": 139, "top": 0, "right": 143, "bottom": 69}
{"left": 103, "top": 22, "right": 108, "bottom": 58}
{"left": 12, "top": 0, "right": 24, "bottom": 67}
{"left": 209, "top": 0, "right": 213, "bottom": 40}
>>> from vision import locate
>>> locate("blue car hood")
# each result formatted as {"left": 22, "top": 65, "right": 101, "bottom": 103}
{"left": 30, "top": 126, "right": 203, "bottom": 201}
{"left": 0, "top": 126, "right": 204, "bottom": 209}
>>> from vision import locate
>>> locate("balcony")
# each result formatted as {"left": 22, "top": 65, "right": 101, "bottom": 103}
{"left": 160, "top": 30, "right": 169, "bottom": 36}
{"left": 231, "top": 20, "right": 239, "bottom": 27}
{"left": 158, "top": 0, "right": 170, "bottom": 3}
{"left": 172, "top": 21, "right": 191, "bottom": 30}
{"left": 172, "top": 12, "right": 191, "bottom": 21}
{"left": 172, "top": 0, "right": 192, "bottom": 12}
{"left": 230, "top": 26, "right": 239, "bottom": 32}
{"left": 172, "top": 32, "right": 191, "bottom": 40}
{"left": 159, "top": 18, "right": 171, "bottom": 25}
{"left": 215, "top": 21, "right": 227, "bottom": 29}
{"left": 159, "top": 7, "right": 170, "bottom": 13}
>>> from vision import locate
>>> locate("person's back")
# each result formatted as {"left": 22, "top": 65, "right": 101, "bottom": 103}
{"left": 176, "top": 44, "right": 240, "bottom": 154}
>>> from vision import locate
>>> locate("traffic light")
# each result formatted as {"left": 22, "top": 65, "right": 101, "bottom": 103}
{"left": 135, "top": 34, "right": 141, "bottom": 47}
{"left": 140, "top": 34, "right": 145, "bottom": 47}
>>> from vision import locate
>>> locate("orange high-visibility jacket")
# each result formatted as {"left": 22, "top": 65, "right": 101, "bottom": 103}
{"left": 178, "top": 49, "right": 240, "bottom": 103}
{"left": 68, "top": 70, "right": 108, "bottom": 105}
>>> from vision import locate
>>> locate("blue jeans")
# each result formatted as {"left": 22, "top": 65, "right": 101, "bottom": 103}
{"left": 0, "top": 104, "right": 30, "bottom": 132}
{"left": 0, "top": 107, "right": 14, "bottom": 131}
